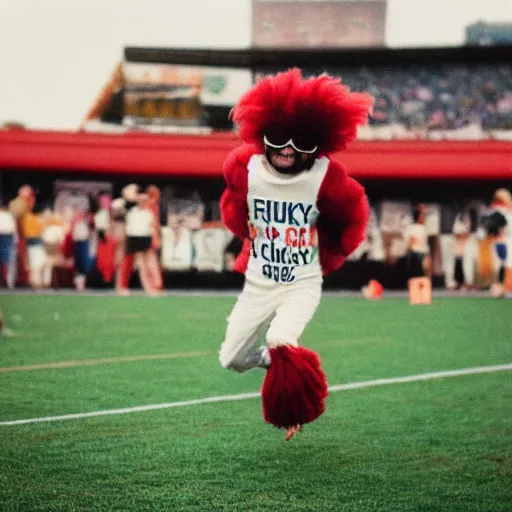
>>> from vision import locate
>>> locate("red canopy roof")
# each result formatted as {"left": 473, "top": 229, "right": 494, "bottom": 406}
{"left": 1, "top": 129, "right": 511, "bottom": 180}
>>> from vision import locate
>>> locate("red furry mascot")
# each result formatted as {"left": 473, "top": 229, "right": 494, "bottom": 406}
{"left": 218, "top": 69, "right": 373, "bottom": 441}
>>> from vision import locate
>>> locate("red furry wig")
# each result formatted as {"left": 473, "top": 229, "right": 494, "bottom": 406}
{"left": 231, "top": 68, "right": 374, "bottom": 154}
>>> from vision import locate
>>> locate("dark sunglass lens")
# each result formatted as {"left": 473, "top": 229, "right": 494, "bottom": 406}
{"left": 291, "top": 133, "right": 318, "bottom": 153}
{"left": 264, "top": 127, "right": 291, "bottom": 147}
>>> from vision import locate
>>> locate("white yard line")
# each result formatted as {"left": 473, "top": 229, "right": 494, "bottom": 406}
{"left": 0, "top": 351, "right": 214, "bottom": 373}
{"left": 1, "top": 363, "right": 511, "bottom": 426}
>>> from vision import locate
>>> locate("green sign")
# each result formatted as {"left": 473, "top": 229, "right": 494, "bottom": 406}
{"left": 204, "top": 75, "right": 226, "bottom": 95}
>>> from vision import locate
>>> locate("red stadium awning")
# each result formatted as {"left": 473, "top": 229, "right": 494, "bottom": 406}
{"left": 1, "top": 129, "right": 511, "bottom": 180}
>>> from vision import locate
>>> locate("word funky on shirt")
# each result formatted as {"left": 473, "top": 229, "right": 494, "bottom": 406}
{"left": 250, "top": 198, "right": 319, "bottom": 283}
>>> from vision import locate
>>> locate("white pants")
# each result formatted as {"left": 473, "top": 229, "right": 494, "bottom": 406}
{"left": 219, "top": 278, "right": 322, "bottom": 373}
{"left": 462, "top": 234, "right": 479, "bottom": 286}
{"left": 28, "top": 244, "right": 51, "bottom": 288}
{"left": 439, "top": 234, "right": 456, "bottom": 288}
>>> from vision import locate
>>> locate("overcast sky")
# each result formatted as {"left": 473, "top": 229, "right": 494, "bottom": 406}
{"left": 1, "top": 0, "right": 510, "bottom": 130}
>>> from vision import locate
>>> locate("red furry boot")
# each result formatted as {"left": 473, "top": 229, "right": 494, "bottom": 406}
{"left": 261, "top": 345, "right": 328, "bottom": 440}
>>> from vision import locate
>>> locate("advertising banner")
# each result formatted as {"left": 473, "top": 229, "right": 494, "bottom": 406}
{"left": 122, "top": 62, "right": 252, "bottom": 129}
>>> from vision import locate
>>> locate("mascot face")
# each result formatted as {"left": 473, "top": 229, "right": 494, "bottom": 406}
{"left": 265, "top": 144, "right": 316, "bottom": 175}
{"left": 263, "top": 126, "right": 318, "bottom": 175}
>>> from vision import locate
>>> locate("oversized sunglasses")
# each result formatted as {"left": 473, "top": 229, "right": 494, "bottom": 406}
{"left": 263, "top": 135, "right": 318, "bottom": 154}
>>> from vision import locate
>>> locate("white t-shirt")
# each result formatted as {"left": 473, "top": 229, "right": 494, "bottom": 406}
{"left": 160, "top": 226, "right": 193, "bottom": 270}
{"left": 245, "top": 154, "right": 328, "bottom": 287}
{"left": 0, "top": 210, "right": 16, "bottom": 235}
{"left": 404, "top": 223, "right": 429, "bottom": 253}
{"left": 42, "top": 225, "right": 65, "bottom": 245}
{"left": 125, "top": 207, "right": 153, "bottom": 237}
{"left": 94, "top": 209, "right": 110, "bottom": 231}
{"left": 72, "top": 219, "right": 90, "bottom": 241}
{"left": 193, "top": 228, "right": 229, "bottom": 272}
{"left": 452, "top": 212, "right": 471, "bottom": 236}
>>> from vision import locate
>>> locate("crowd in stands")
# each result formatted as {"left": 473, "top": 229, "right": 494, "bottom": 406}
{"left": 304, "top": 64, "right": 512, "bottom": 140}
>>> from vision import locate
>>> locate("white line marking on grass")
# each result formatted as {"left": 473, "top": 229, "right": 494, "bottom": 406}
{"left": 0, "top": 351, "right": 214, "bottom": 373}
{"left": 1, "top": 363, "right": 511, "bottom": 426}
{"left": 327, "top": 364, "right": 512, "bottom": 391}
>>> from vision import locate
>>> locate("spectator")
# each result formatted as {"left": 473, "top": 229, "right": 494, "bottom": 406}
{"left": 19, "top": 189, "right": 46, "bottom": 289}
{"left": 117, "top": 185, "right": 155, "bottom": 295}
{"left": 94, "top": 192, "right": 116, "bottom": 284}
{"left": 0, "top": 205, "right": 16, "bottom": 287}
{"left": 483, "top": 189, "right": 512, "bottom": 297}
{"left": 404, "top": 204, "right": 430, "bottom": 278}
{"left": 141, "top": 185, "right": 163, "bottom": 294}
{"left": 70, "top": 205, "right": 93, "bottom": 291}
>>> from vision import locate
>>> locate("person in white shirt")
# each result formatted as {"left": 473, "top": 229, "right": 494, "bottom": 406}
{"left": 41, "top": 208, "right": 66, "bottom": 288}
{"left": 71, "top": 207, "right": 93, "bottom": 291}
{"left": 0, "top": 206, "right": 16, "bottom": 287}
{"left": 125, "top": 196, "right": 153, "bottom": 247}
{"left": 404, "top": 204, "right": 430, "bottom": 278}
{"left": 118, "top": 187, "right": 155, "bottom": 295}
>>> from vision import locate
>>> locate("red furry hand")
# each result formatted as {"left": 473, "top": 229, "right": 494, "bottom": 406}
{"left": 261, "top": 345, "right": 329, "bottom": 429}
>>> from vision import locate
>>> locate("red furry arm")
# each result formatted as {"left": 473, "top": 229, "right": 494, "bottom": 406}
{"left": 316, "top": 159, "right": 369, "bottom": 273}
{"left": 220, "top": 145, "right": 255, "bottom": 240}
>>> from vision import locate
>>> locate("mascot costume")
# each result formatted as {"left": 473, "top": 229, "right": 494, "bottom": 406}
{"left": 219, "top": 68, "right": 373, "bottom": 441}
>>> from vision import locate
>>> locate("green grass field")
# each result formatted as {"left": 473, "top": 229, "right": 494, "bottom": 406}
{"left": 0, "top": 293, "right": 511, "bottom": 512}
